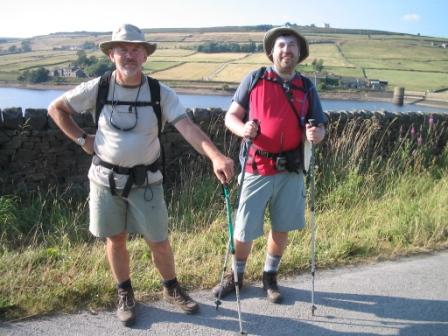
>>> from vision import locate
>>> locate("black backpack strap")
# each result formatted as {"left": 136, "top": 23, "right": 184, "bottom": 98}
{"left": 241, "top": 66, "right": 266, "bottom": 123}
{"left": 102, "top": 100, "right": 155, "bottom": 106}
{"left": 248, "top": 66, "right": 266, "bottom": 94}
{"left": 95, "top": 70, "right": 113, "bottom": 125}
{"left": 300, "top": 75, "right": 313, "bottom": 122}
{"left": 146, "top": 76, "right": 165, "bottom": 178}
{"left": 95, "top": 72, "right": 162, "bottom": 134}
{"left": 238, "top": 66, "right": 266, "bottom": 172}
{"left": 94, "top": 73, "right": 166, "bottom": 182}
{"left": 147, "top": 76, "right": 162, "bottom": 137}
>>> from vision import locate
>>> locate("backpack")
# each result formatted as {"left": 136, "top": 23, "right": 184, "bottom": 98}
{"left": 248, "top": 66, "right": 312, "bottom": 111}
{"left": 239, "top": 66, "right": 313, "bottom": 173}
{"left": 95, "top": 71, "right": 165, "bottom": 177}
{"left": 95, "top": 71, "right": 162, "bottom": 136}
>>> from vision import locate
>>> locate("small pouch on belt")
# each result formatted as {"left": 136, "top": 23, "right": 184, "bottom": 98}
{"left": 131, "top": 165, "right": 148, "bottom": 187}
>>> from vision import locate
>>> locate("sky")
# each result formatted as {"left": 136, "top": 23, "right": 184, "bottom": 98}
{"left": 1, "top": 0, "right": 447, "bottom": 39}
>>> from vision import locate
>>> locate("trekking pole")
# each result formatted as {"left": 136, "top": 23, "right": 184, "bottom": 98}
{"left": 307, "top": 118, "right": 318, "bottom": 316}
{"left": 216, "top": 122, "right": 256, "bottom": 333}
{"left": 215, "top": 136, "right": 253, "bottom": 311}
{"left": 235, "top": 138, "right": 252, "bottom": 208}
{"left": 223, "top": 184, "right": 247, "bottom": 335}
{"left": 215, "top": 209, "right": 232, "bottom": 309}
{"left": 215, "top": 183, "right": 238, "bottom": 310}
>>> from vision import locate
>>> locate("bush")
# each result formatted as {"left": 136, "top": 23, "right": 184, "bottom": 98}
{"left": 17, "top": 67, "right": 49, "bottom": 83}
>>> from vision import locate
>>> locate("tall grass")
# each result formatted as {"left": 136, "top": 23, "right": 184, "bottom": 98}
{"left": 1, "top": 114, "right": 447, "bottom": 320}
{"left": 0, "top": 187, "right": 91, "bottom": 250}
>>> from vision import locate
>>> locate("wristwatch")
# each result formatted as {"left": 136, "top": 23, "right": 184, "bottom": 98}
{"left": 75, "top": 132, "right": 87, "bottom": 146}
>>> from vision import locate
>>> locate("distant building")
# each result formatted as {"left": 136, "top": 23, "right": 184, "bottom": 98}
{"left": 429, "top": 41, "right": 447, "bottom": 48}
{"left": 70, "top": 68, "right": 87, "bottom": 78}
{"left": 340, "top": 77, "right": 368, "bottom": 89}
{"left": 368, "top": 79, "right": 388, "bottom": 90}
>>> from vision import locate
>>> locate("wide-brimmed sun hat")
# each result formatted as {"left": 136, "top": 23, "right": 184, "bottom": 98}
{"left": 99, "top": 24, "right": 157, "bottom": 56}
{"left": 263, "top": 26, "right": 309, "bottom": 64}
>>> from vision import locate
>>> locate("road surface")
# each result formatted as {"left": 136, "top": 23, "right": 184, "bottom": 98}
{"left": 2, "top": 251, "right": 448, "bottom": 335}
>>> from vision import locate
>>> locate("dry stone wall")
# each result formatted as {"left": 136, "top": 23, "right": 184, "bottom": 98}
{"left": 1, "top": 107, "right": 447, "bottom": 196}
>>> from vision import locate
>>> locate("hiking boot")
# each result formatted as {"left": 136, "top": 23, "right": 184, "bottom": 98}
{"left": 212, "top": 270, "right": 244, "bottom": 298}
{"left": 116, "top": 287, "right": 136, "bottom": 326}
{"left": 163, "top": 282, "right": 199, "bottom": 314}
{"left": 262, "top": 271, "right": 283, "bottom": 304}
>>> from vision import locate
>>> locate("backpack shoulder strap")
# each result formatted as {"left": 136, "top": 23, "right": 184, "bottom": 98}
{"left": 146, "top": 75, "right": 165, "bottom": 178}
{"left": 248, "top": 66, "right": 267, "bottom": 94}
{"left": 300, "top": 75, "right": 313, "bottom": 93}
{"left": 300, "top": 74, "right": 314, "bottom": 120}
{"left": 243, "top": 66, "right": 267, "bottom": 122}
{"left": 95, "top": 70, "right": 113, "bottom": 125}
{"left": 146, "top": 76, "right": 162, "bottom": 137}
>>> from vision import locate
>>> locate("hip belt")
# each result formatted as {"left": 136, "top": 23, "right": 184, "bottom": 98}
{"left": 251, "top": 146, "right": 303, "bottom": 173}
{"left": 92, "top": 155, "right": 159, "bottom": 198}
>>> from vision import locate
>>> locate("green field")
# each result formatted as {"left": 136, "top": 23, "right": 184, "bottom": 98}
{"left": 0, "top": 26, "right": 447, "bottom": 93}
{"left": 365, "top": 69, "right": 448, "bottom": 91}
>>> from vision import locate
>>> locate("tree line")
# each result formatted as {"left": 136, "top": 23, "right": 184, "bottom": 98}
{"left": 0, "top": 40, "right": 32, "bottom": 54}
{"left": 196, "top": 42, "right": 263, "bottom": 53}
{"left": 71, "top": 50, "right": 114, "bottom": 77}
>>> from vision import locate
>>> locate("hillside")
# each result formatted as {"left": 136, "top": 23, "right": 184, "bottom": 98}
{"left": 0, "top": 25, "right": 447, "bottom": 93}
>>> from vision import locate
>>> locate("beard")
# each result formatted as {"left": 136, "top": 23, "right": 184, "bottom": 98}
{"left": 277, "top": 60, "right": 297, "bottom": 74}
{"left": 117, "top": 62, "right": 141, "bottom": 77}
{"left": 275, "top": 53, "right": 298, "bottom": 74}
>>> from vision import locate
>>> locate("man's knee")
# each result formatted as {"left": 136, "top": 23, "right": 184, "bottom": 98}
{"left": 147, "top": 239, "right": 171, "bottom": 255}
{"left": 271, "top": 231, "right": 288, "bottom": 241}
{"left": 107, "top": 232, "right": 128, "bottom": 248}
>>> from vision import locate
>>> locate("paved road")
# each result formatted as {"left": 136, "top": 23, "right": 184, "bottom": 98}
{"left": 2, "top": 251, "right": 448, "bottom": 336}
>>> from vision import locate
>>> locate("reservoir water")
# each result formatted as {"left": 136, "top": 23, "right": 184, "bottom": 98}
{"left": 0, "top": 87, "right": 447, "bottom": 114}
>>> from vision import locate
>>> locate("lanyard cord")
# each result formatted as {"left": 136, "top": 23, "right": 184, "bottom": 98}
{"left": 109, "top": 73, "right": 143, "bottom": 131}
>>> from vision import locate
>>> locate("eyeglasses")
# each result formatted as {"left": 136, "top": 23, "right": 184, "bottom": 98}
{"left": 109, "top": 103, "right": 138, "bottom": 131}
{"left": 108, "top": 74, "right": 142, "bottom": 131}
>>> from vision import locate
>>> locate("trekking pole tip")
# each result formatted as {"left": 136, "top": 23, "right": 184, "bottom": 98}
{"left": 311, "top": 305, "right": 317, "bottom": 316}
{"left": 215, "top": 299, "right": 222, "bottom": 310}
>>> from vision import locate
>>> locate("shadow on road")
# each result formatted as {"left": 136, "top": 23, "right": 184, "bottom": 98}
{"left": 122, "top": 283, "right": 448, "bottom": 336}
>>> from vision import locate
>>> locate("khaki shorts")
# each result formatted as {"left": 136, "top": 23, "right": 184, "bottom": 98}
{"left": 234, "top": 172, "right": 306, "bottom": 242}
{"left": 89, "top": 181, "right": 169, "bottom": 242}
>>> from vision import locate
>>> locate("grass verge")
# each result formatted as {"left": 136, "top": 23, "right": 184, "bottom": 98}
{"left": 1, "top": 116, "right": 448, "bottom": 320}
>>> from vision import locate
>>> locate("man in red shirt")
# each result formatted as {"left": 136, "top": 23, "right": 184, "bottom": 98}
{"left": 213, "top": 26, "right": 326, "bottom": 303}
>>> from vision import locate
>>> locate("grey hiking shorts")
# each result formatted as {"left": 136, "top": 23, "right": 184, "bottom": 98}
{"left": 89, "top": 181, "right": 169, "bottom": 242}
{"left": 234, "top": 172, "right": 306, "bottom": 242}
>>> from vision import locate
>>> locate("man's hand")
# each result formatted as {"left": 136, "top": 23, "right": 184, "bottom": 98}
{"left": 306, "top": 123, "right": 325, "bottom": 144}
{"left": 211, "top": 154, "right": 235, "bottom": 185}
{"left": 242, "top": 120, "right": 259, "bottom": 139}
{"left": 81, "top": 134, "right": 95, "bottom": 155}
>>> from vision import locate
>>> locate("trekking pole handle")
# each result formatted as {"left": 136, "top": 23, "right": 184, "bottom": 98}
{"left": 308, "top": 118, "right": 318, "bottom": 127}
{"left": 253, "top": 118, "right": 260, "bottom": 139}
{"left": 244, "top": 118, "right": 259, "bottom": 143}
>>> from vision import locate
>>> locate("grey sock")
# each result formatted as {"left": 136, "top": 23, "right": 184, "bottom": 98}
{"left": 264, "top": 253, "right": 281, "bottom": 273}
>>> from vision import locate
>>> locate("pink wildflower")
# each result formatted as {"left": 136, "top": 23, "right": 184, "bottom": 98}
{"left": 429, "top": 114, "right": 434, "bottom": 128}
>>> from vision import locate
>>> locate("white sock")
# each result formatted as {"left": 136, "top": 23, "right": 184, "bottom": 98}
{"left": 235, "top": 259, "right": 247, "bottom": 274}
{"left": 264, "top": 253, "right": 281, "bottom": 273}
